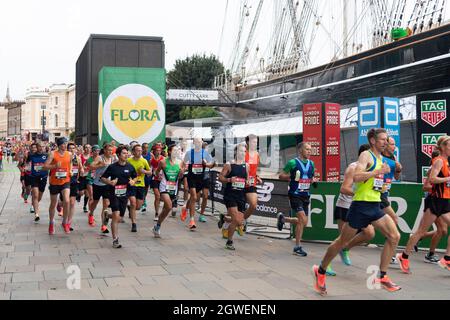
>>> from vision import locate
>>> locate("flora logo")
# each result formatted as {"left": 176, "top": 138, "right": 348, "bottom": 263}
{"left": 421, "top": 133, "right": 446, "bottom": 158}
{"left": 421, "top": 100, "right": 447, "bottom": 127}
{"left": 102, "top": 84, "right": 165, "bottom": 144}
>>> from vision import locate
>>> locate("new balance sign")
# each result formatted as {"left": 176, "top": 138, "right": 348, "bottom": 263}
{"left": 421, "top": 133, "right": 446, "bottom": 158}
{"left": 421, "top": 100, "right": 447, "bottom": 127}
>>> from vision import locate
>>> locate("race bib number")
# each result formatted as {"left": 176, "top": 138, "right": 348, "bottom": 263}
{"left": 232, "top": 177, "right": 246, "bottom": 190}
{"left": 72, "top": 167, "right": 79, "bottom": 175}
{"left": 55, "top": 170, "right": 67, "bottom": 179}
{"left": 384, "top": 178, "right": 392, "bottom": 191}
{"left": 192, "top": 164, "right": 203, "bottom": 175}
{"left": 115, "top": 185, "right": 127, "bottom": 197}
{"left": 297, "top": 179, "right": 311, "bottom": 191}
{"left": 373, "top": 174, "right": 384, "bottom": 191}
{"left": 166, "top": 181, "right": 177, "bottom": 192}
{"left": 34, "top": 163, "right": 44, "bottom": 172}
{"left": 248, "top": 176, "right": 255, "bottom": 186}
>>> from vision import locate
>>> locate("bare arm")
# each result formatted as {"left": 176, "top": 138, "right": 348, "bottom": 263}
{"left": 155, "top": 160, "right": 164, "bottom": 178}
{"left": 43, "top": 152, "right": 56, "bottom": 170}
{"left": 340, "top": 165, "right": 355, "bottom": 196}
{"left": 429, "top": 159, "right": 450, "bottom": 184}
{"left": 394, "top": 161, "right": 402, "bottom": 180}
{"left": 423, "top": 169, "right": 433, "bottom": 192}
{"left": 219, "top": 164, "right": 232, "bottom": 184}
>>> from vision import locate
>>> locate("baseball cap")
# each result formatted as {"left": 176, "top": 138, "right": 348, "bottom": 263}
{"left": 92, "top": 145, "right": 101, "bottom": 151}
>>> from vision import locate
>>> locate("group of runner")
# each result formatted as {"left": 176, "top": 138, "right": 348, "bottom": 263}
{"left": 6, "top": 129, "right": 450, "bottom": 294}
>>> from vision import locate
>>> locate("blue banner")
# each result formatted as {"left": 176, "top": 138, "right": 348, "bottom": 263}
{"left": 383, "top": 97, "right": 401, "bottom": 161}
{"left": 357, "top": 98, "right": 381, "bottom": 146}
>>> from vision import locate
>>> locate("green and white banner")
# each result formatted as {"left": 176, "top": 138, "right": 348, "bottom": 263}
{"left": 98, "top": 67, "right": 166, "bottom": 146}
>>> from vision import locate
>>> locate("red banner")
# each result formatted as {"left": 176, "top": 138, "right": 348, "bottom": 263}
{"left": 324, "top": 103, "right": 341, "bottom": 182}
{"left": 303, "top": 103, "right": 323, "bottom": 181}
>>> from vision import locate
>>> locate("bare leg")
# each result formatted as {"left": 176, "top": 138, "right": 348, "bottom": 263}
{"left": 404, "top": 210, "right": 437, "bottom": 256}
{"left": 372, "top": 215, "right": 400, "bottom": 273}
{"left": 49, "top": 194, "right": 58, "bottom": 223}
{"left": 321, "top": 224, "right": 358, "bottom": 269}
{"left": 429, "top": 218, "right": 448, "bottom": 253}
{"left": 345, "top": 225, "right": 376, "bottom": 250}
{"left": 244, "top": 192, "right": 257, "bottom": 220}
{"left": 129, "top": 197, "right": 137, "bottom": 224}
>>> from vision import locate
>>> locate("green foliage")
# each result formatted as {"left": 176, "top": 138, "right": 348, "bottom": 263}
{"left": 69, "top": 131, "right": 76, "bottom": 142}
{"left": 179, "top": 106, "right": 219, "bottom": 120}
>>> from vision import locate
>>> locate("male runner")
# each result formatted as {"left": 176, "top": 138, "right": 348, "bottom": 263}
{"left": 67, "top": 142, "right": 83, "bottom": 231}
{"left": 150, "top": 145, "right": 165, "bottom": 222}
{"left": 29, "top": 143, "right": 49, "bottom": 222}
{"left": 141, "top": 142, "right": 152, "bottom": 214}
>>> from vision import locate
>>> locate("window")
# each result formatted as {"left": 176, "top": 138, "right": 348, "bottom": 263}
{"left": 55, "top": 97, "right": 58, "bottom": 105}
{"left": 55, "top": 114, "right": 58, "bottom": 127}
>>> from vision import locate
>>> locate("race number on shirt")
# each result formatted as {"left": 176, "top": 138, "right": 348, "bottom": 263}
{"left": 166, "top": 181, "right": 177, "bottom": 192}
{"left": 297, "top": 179, "right": 311, "bottom": 191}
{"left": 115, "top": 185, "right": 127, "bottom": 197}
{"left": 192, "top": 164, "right": 203, "bottom": 175}
{"left": 232, "top": 177, "right": 246, "bottom": 190}
{"left": 373, "top": 174, "right": 384, "bottom": 191}
{"left": 55, "top": 169, "right": 67, "bottom": 179}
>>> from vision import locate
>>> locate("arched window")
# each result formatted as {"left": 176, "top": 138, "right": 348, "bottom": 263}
{"left": 55, "top": 114, "right": 58, "bottom": 127}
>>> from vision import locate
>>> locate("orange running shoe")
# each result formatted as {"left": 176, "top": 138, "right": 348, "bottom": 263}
{"left": 396, "top": 253, "right": 411, "bottom": 274}
{"left": 180, "top": 207, "right": 187, "bottom": 222}
{"left": 48, "top": 223, "right": 55, "bottom": 235}
{"left": 373, "top": 275, "right": 401, "bottom": 292}
{"left": 88, "top": 214, "right": 95, "bottom": 227}
{"left": 438, "top": 258, "right": 450, "bottom": 272}
{"left": 101, "top": 225, "right": 109, "bottom": 234}
{"left": 311, "top": 265, "right": 327, "bottom": 296}
{"left": 62, "top": 223, "right": 71, "bottom": 234}
{"left": 188, "top": 219, "right": 196, "bottom": 230}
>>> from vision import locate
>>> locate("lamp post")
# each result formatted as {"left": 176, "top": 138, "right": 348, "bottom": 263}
{"left": 41, "top": 105, "right": 46, "bottom": 139}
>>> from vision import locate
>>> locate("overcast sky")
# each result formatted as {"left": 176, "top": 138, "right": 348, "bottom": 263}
{"left": 0, "top": 0, "right": 227, "bottom": 99}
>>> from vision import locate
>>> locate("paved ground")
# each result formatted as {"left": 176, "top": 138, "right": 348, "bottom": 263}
{"left": 0, "top": 162, "right": 449, "bottom": 300}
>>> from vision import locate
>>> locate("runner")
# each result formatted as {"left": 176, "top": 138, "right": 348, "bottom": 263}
{"left": 18, "top": 146, "right": 32, "bottom": 206}
{"left": 29, "top": 142, "right": 49, "bottom": 222}
{"left": 181, "top": 137, "right": 215, "bottom": 230}
{"left": 141, "top": 142, "right": 152, "bottom": 214}
{"left": 217, "top": 143, "right": 248, "bottom": 250}
{"left": 312, "top": 128, "right": 401, "bottom": 295}
{"left": 0, "top": 146, "right": 3, "bottom": 171}
{"left": 67, "top": 142, "right": 83, "bottom": 231}
{"left": 276, "top": 142, "right": 316, "bottom": 256}
{"left": 397, "top": 135, "right": 450, "bottom": 273}
{"left": 153, "top": 145, "right": 184, "bottom": 237}
{"left": 43, "top": 137, "right": 72, "bottom": 234}
{"left": 418, "top": 150, "right": 447, "bottom": 263}
{"left": 89, "top": 144, "right": 117, "bottom": 233}
{"left": 83, "top": 145, "right": 101, "bottom": 226}
{"left": 101, "top": 145, "right": 137, "bottom": 248}
{"left": 197, "top": 142, "right": 215, "bottom": 223}
{"left": 150, "top": 144, "right": 165, "bottom": 222}
{"left": 79, "top": 144, "right": 91, "bottom": 213}
{"left": 127, "top": 144, "right": 152, "bottom": 232}
{"left": 333, "top": 144, "right": 375, "bottom": 270}
{"left": 179, "top": 139, "right": 190, "bottom": 218}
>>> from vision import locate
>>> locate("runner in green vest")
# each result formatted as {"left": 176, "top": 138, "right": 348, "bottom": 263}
{"left": 153, "top": 145, "right": 184, "bottom": 238}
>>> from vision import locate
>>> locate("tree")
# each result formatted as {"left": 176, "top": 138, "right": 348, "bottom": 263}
{"left": 69, "top": 131, "right": 76, "bottom": 142}
{"left": 166, "top": 54, "right": 224, "bottom": 123}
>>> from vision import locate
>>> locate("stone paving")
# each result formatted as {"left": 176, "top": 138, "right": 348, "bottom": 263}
{"left": 0, "top": 163, "right": 449, "bottom": 300}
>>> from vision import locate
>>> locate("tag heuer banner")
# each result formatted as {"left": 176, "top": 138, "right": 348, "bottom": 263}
{"left": 98, "top": 67, "right": 166, "bottom": 146}
{"left": 208, "top": 171, "right": 447, "bottom": 249}
{"left": 416, "top": 93, "right": 450, "bottom": 183}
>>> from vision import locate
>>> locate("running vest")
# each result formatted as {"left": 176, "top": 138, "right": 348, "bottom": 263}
{"left": 224, "top": 163, "right": 247, "bottom": 194}
{"left": 85, "top": 157, "right": 96, "bottom": 181}
{"left": 245, "top": 151, "right": 260, "bottom": 187}
{"left": 353, "top": 150, "right": 383, "bottom": 202}
{"left": 288, "top": 158, "right": 314, "bottom": 196}
{"left": 70, "top": 154, "right": 79, "bottom": 184}
{"left": 151, "top": 155, "right": 164, "bottom": 181}
{"left": 431, "top": 156, "right": 450, "bottom": 199}
{"left": 160, "top": 158, "right": 181, "bottom": 195}
{"left": 49, "top": 151, "right": 71, "bottom": 185}
{"left": 30, "top": 153, "right": 48, "bottom": 177}
{"left": 188, "top": 149, "right": 205, "bottom": 178}
{"left": 94, "top": 156, "right": 115, "bottom": 186}
{"left": 336, "top": 192, "right": 353, "bottom": 209}
{"left": 382, "top": 155, "right": 396, "bottom": 194}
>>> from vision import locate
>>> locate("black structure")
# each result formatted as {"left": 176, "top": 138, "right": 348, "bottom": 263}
{"left": 233, "top": 23, "right": 450, "bottom": 113}
{"left": 75, "top": 34, "right": 165, "bottom": 144}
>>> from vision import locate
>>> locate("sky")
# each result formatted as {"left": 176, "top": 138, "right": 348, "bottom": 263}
{"left": 0, "top": 0, "right": 227, "bottom": 99}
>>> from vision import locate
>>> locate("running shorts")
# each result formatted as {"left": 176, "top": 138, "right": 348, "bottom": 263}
{"left": 347, "top": 201, "right": 385, "bottom": 229}
{"left": 289, "top": 195, "right": 310, "bottom": 216}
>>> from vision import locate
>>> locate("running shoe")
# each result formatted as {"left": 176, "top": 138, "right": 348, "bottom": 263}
{"left": 339, "top": 249, "right": 352, "bottom": 266}
{"left": 62, "top": 223, "right": 71, "bottom": 234}
{"left": 88, "top": 214, "right": 95, "bottom": 227}
{"left": 326, "top": 265, "right": 337, "bottom": 276}
{"left": 30, "top": 207, "right": 35, "bottom": 214}
{"left": 293, "top": 246, "right": 307, "bottom": 257}
{"left": 276, "top": 213, "right": 285, "bottom": 231}
{"left": 218, "top": 213, "right": 225, "bottom": 229}
{"left": 189, "top": 219, "right": 197, "bottom": 230}
{"left": 424, "top": 253, "right": 440, "bottom": 264}
{"left": 69, "top": 223, "right": 74, "bottom": 232}
{"left": 236, "top": 225, "right": 245, "bottom": 237}
{"left": 373, "top": 275, "right": 401, "bottom": 292}
{"left": 131, "top": 223, "right": 137, "bottom": 233}
{"left": 83, "top": 206, "right": 88, "bottom": 213}
{"left": 437, "top": 258, "right": 450, "bottom": 271}
{"left": 153, "top": 214, "right": 159, "bottom": 222}
{"left": 222, "top": 228, "right": 228, "bottom": 239}
{"left": 101, "top": 225, "right": 109, "bottom": 234}
{"left": 180, "top": 207, "right": 187, "bottom": 222}
{"left": 390, "top": 256, "right": 398, "bottom": 265}
{"left": 113, "top": 238, "right": 122, "bottom": 249}
{"left": 48, "top": 222, "right": 55, "bottom": 235}
{"left": 199, "top": 215, "right": 207, "bottom": 223}
{"left": 225, "top": 240, "right": 235, "bottom": 251}
{"left": 396, "top": 253, "right": 411, "bottom": 274}
{"left": 311, "top": 265, "right": 327, "bottom": 296}
{"left": 153, "top": 225, "right": 161, "bottom": 238}
{"left": 34, "top": 215, "right": 40, "bottom": 222}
